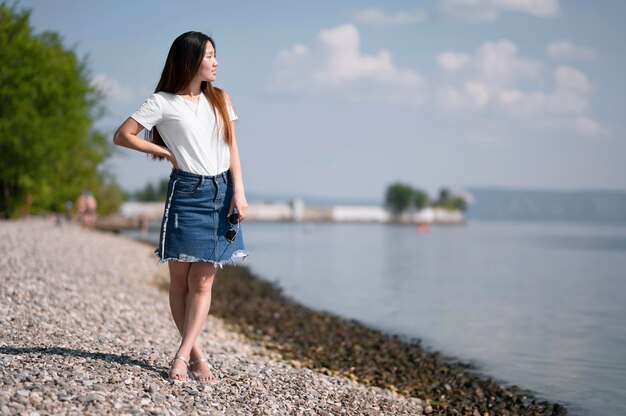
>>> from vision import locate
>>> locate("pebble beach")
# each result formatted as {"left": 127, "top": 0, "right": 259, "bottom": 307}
{"left": 0, "top": 219, "right": 425, "bottom": 415}
{"left": 0, "top": 218, "right": 567, "bottom": 415}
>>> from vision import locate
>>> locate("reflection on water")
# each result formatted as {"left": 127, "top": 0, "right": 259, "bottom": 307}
{"left": 137, "top": 220, "right": 626, "bottom": 416}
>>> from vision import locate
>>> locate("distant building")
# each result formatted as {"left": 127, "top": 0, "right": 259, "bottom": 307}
{"left": 290, "top": 198, "right": 305, "bottom": 222}
{"left": 120, "top": 201, "right": 164, "bottom": 219}
{"left": 246, "top": 202, "right": 292, "bottom": 221}
{"left": 117, "top": 200, "right": 464, "bottom": 225}
{"left": 331, "top": 206, "right": 390, "bottom": 223}
{"left": 412, "top": 207, "right": 465, "bottom": 224}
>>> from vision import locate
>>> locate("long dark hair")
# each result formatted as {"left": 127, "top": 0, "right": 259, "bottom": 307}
{"left": 149, "top": 31, "right": 235, "bottom": 159}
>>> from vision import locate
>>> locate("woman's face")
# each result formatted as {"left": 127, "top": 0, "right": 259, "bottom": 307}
{"left": 197, "top": 41, "right": 218, "bottom": 83}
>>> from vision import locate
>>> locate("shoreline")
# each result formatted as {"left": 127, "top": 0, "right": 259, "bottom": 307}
{"left": 134, "top": 229, "right": 567, "bottom": 415}
{"left": 0, "top": 218, "right": 568, "bottom": 415}
{"left": 173, "top": 267, "right": 567, "bottom": 416}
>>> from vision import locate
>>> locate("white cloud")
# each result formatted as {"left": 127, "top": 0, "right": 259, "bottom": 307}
{"left": 465, "top": 81, "right": 491, "bottom": 108}
{"left": 435, "top": 40, "right": 608, "bottom": 138}
{"left": 91, "top": 73, "right": 135, "bottom": 103}
{"left": 436, "top": 86, "right": 465, "bottom": 110}
{"left": 472, "top": 40, "right": 543, "bottom": 85}
{"left": 554, "top": 65, "right": 592, "bottom": 94}
{"left": 270, "top": 24, "right": 424, "bottom": 105}
{"left": 575, "top": 116, "right": 608, "bottom": 137}
{"left": 547, "top": 40, "right": 596, "bottom": 61}
{"left": 437, "top": 52, "right": 471, "bottom": 72}
{"left": 436, "top": 40, "right": 543, "bottom": 111}
{"left": 439, "top": 0, "right": 560, "bottom": 22}
{"left": 353, "top": 8, "right": 427, "bottom": 27}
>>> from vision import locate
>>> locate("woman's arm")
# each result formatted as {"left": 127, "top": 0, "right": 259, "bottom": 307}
{"left": 113, "top": 118, "right": 178, "bottom": 168}
{"left": 228, "top": 123, "right": 248, "bottom": 220}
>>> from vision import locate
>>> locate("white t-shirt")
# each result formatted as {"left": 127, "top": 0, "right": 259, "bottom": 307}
{"left": 130, "top": 91, "right": 238, "bottom": 176}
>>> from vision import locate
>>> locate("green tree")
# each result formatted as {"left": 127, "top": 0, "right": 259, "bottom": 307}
{"left": 413, "top": 189, "right": 429, "bottom": 210}
{"left": 452, "top": 196, "right": 467, "bottom": 212}
{"left": 133, "top": 178, "right": 169, "bottom": 201}
{"left": 433, "top": 187, "right": 467, "bottom": 212}
{"left": 0, "top": 4, "right": 120, "bottom": 217}
{"left": 385, "top": 183, "right": 415, "bottom": 215}
{"left": 94, "top": 172, "right": 126, "bottom": 215}
{"left": 385, "top": 183, "right": 430, "bottom": 217}
{"left": 138, "top": 183, "right": 157, "bottom": 202}
{"left": 436, "top": 188, "right": 451, "bottom": 207}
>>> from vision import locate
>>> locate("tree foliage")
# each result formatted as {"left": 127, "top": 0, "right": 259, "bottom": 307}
{"left": 132, "top": 178, "right": 169, "bottom": 202}
{"left": 385, "top": 182, "right": 429, "bottom": 215}
{"left": 385, "top": 183, "right": 467, "bottom": 215}
{"left": 0, "top": 4, "right": 121, "bottom": 217}
{"left": 433, "top": 187, "right": 467, "bottom": 211}
{"left": 385, "top": 183, "right": 413, "bottom": 214}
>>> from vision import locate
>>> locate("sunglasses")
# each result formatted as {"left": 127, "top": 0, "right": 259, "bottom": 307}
{"left": 225, "top": 212, "right": 240, "bottom": 242}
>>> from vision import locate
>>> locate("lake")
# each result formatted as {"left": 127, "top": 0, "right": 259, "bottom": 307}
{"left": 134, "top": 220, "right": 626, "bottom": 416}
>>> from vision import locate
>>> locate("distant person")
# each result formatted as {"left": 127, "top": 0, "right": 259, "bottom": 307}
{"left": 113, "top": 32, "right": 249, "bottom": 384}
{"left": 64, "top": 200, "right": 73, "bottom": 223}
{"left": 138, "top": 213, "right": 149, "bottom": 240}
{"left": 75, "top": 191, "right": 88, "bottom": 225}
{"left": 83, "top": 191, "right": 97, "bottom": 228}
{"left": 75, "top": 191, "right": 97, "bottom": 228}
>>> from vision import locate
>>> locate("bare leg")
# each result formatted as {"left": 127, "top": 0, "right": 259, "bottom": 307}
{"left": 168, "top": 261, "right": 206, "bottom": 357}
{"left": 168, "top": 262, "right": 217, "bottom": 380}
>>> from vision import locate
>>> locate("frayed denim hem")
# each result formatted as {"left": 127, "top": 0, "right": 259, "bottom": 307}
{"left": 154, "top": 249, "right": 249, "bottom": 269}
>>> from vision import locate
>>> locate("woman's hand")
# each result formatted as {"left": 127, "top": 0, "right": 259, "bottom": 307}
{"left": 229, "top": 190, "right": 248, "bottom": 222}
{"left": 163, "top": 149, "right": 179, "bottom": 170}
{"left": 113, "top": 119, "right": 179, "bottom": 170}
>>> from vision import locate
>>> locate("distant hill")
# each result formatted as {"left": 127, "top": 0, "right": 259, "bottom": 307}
{"left": 465, "top": 188, "right": 626, "bottom": 224}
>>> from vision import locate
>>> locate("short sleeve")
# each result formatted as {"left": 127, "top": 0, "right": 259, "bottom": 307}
{"left": 224, "top": 93, "right": 238, "bottom": 122}
{"left": 130, "top": 93, "right": 163, "bottom": 130}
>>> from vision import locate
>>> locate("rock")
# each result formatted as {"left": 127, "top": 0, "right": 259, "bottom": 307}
{"left": 16, "top": 390, "right": 29, "bottom": 398}
{"left": 77, "top": 393, "right": 103, "bottom": 403}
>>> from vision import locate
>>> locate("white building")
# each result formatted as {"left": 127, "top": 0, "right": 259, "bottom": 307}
{"left": 119, "top": 201, "right": 164, "bottom": 219}
{"left": 331, "top": 206, "right": 390, "bottom": 223}
{"left": 290, "top": 198, "right": 305, "bottom": 222}
{"left": 246, "top": 203, "right": 292, "bottom": 221}
{"left": 412, "top": 207, "right": 464, "bottom": 224}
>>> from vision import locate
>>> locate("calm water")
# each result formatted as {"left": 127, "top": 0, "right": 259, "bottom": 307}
{"left": 137, "top": 220, "right": 626, "bottom": 415}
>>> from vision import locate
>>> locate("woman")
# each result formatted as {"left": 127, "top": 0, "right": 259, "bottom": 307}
{"left": 113, "top": 31, "right": 249, "bottom": 384}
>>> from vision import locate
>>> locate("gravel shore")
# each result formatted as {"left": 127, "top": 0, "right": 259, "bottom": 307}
{"left": 0, "top": 219, "right": 425, "bottom": 415}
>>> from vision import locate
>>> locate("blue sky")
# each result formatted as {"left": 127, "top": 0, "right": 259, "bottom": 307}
{"left": 19, "top": 0, "right": 626, "bottom": 202}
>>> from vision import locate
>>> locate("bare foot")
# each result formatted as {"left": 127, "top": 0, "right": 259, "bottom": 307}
{"left": 189, "top": 357, "right": 218, "bottom": 383}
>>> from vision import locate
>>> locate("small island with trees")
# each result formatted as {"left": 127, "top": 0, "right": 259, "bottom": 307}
{"left": 384, "top": 182, "right": 468, "bottom": 225}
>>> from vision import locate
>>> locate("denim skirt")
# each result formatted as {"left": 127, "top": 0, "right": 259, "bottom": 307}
{"left": 155, "top": 168, "right": 248, "bottom": 268}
